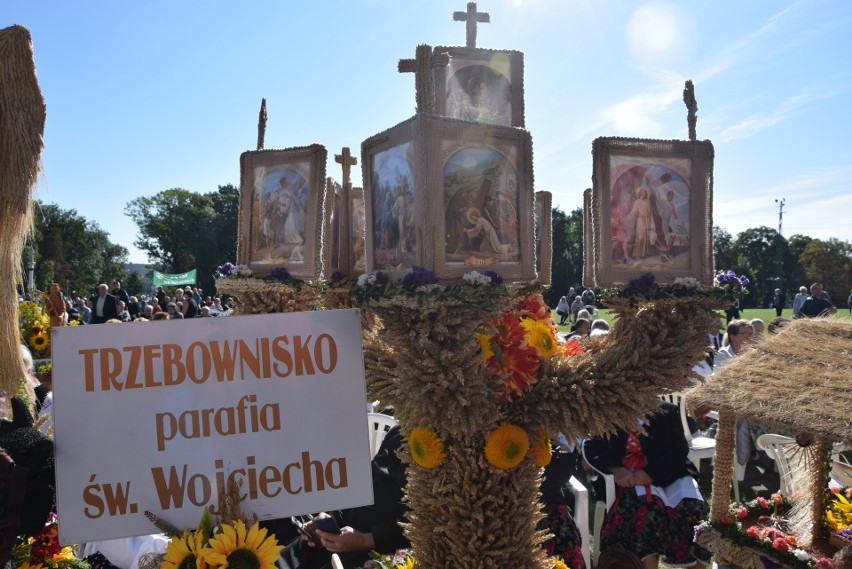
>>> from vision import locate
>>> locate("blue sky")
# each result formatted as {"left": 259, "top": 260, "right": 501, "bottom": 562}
{"left": 5, "top": 0, "right": 851, "bottom": 263}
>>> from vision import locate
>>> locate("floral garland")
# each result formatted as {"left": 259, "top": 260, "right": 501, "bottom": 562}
{"left": 352, "top": 267, "right": 511, "bottom": 310}
{"left": 14, "top": 514, "right": 89, "bottom": 569}
{"left": 600, "top": 270, "right": 748, "bottom": 306}
{"left": 696, "top": 492, "right": 835, "bottom": 568}
{"left": 215, "top": 262, "right": 306, "bottom": 291}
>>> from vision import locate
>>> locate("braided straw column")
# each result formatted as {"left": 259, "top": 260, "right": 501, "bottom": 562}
{"left": 0, "top": 25, "right": 45, "bottom": 401}
{"left": 363, "top": 292, "right": 723, "bottom": 568}
{"left": 363, "top": 296, "right": 549, "bottom": 568}
{"left": 710, "top": 410, "right": 736, "bottom": 522}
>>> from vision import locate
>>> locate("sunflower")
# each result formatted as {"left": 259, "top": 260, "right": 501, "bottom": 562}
{"left": 529, "top": 428, "right": 552, "bottom": 467}
{"left": 552, "top": 558, "right": 570, "bottom": 569}
{"left": 484, "top": 422, "right": 530, "bottom": 469}
{"left": 163, "top": 529, "right": 209, "bottom": 569}
{"left": 519, "top": 317, "right": 561, "bottom": 358}
{"left": 406, "top": 427, "right": 445, "bottom": 469}
{"left": 204, "top": 520, "right": 282, "bottom": 569}
{"left": 29, "top": 331, "right": 49, "bottom": 352}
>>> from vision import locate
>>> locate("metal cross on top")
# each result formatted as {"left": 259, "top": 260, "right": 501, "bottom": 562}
{"left": 335, "top": 147, "right": 358, "bottom": 189}
{"left": 453, "top": 2, "right": 490, "bottom": 48}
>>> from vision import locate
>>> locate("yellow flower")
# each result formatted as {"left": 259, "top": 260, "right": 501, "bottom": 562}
{"left": 475, "top": 331, "right": 495, "bottom": 362}
{"left": 204, "top": 520, "right": 282, "bottom": 569}
{"left": 19, "top": 562, "right": 46, "bottom": 569}
{"left": 529, "top": 428, "right": 552, "bottom": 467}
{"left": 552, "top": 558, "right": 570, "bottom": 569}
{"left": 484, "top": 422, "right": 530, "bottom": 470}
{"left": 519, "top": 317, "right": 560, "bottom": 358}
{"left": 163, "top": 529, "right": 209, "bottom": 569}
{"left": 407, "top": 427, "right": 445, "bottom": 469}
{"left": 29, "top": 331, "right": 49, "bottom": 352}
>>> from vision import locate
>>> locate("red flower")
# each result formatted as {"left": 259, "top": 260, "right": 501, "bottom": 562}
{"left": 772, "top": 537, "right": 789, "bottom": 551}
{"left": 757, "top": 496, "right": 769, "bottom": 509}
{"left": 562, "top": 338, "right": 584, "bottom": 356}
{"left": 770, "top": 493, "right": 784, "bottom": 505}
{"left": 736, "top": 506, "right": 748, "bottom": 519}
{"left": 30, "top": 522, "right": 61, "bottom": 562}
{"left": 517, "top": 294, "right": 550, "bottom": 321}
{"left": 817, "top": 557, "right": 836, "bottom": 569}
{"left": 746, "top": 526, "right": 760, "bottom": 539}
{"left": 720, "top": 515, "right": 733, "bottom": 525}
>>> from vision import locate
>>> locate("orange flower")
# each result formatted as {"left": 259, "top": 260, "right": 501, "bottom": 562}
{"left": 495, "top": 343, "right": 540, "bottom": 401}
{"left": 517, "top": 294, "right": 550, "bottom": 321}
{"left": 561, "top": 339, "right": 584, "bottom": 356}
{"left": 529, "top": 428, "right": 552, "bottom": 467}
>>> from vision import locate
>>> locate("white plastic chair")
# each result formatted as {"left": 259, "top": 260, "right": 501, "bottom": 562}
{"left": 367, "top": 412, "right": 399, "bottom": 458}
{"left": 568, "top": 475, "right": 591, "bottom": 569}
{"left": 581, "top": 439, "right": 616, "bottom": 568}
{"left": 756, "top": 434, "right": 798, "bottom": 495}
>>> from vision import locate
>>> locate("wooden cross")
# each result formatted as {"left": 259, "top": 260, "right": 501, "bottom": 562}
{"left": 335, "top": 147, "right": 358, "bottom": 189}
{"left": 683, "top": 80, "right": 698, "bottom": 141}
{"left": 453, "top": 2, "right": 490, "bottom": 48}
{"left": 398, "top": 44, "right": 449, "bottom": 114}
{"left": 256, "top": 98, "right": 267, "bottom": 150}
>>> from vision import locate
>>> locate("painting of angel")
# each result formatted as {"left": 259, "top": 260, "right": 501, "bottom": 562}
{"left": 609, "top": 155, "right": 691, "bottom": 272}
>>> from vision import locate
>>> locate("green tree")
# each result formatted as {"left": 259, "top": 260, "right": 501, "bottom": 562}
{"left": 33, "top": 201, "right": 129, "bottom": 298}
{"left": 786, "top": 234, "right": 814, "bottom": 290}
{"left": 545, "top": 207, "right": 583, "bottom": 307}
{"left": 732, "top": 226, "right": 790, "bottom": 307}
{"left": 798, "top": 238, "right": 852, "bottom": 305}
{"left": 124, "top": 270, "right": 146, "bottom": 297}
{"left": 712, "top": 226, "right": 735, "bottom": 273}
{"left": 125, "top": 185, "right": 238, "bottom": 292}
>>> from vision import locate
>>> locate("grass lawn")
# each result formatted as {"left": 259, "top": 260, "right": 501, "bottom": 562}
{"left": 553, "top": 306, "right": 851, "bottom": 333}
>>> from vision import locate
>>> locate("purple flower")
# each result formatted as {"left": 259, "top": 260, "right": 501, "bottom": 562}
{"left": 330, "top": 271, "right": 344, "bottom": 283}
{"left": 374, "top": 271, "right": 389, "bottom": 285}
{"left": 715, "top": 270, "right": 750, "bottom": 294}
{"left": 402, "top": 266, "right": 439, "bottom": 288}
{"left": 216, "top": 262, "right": 235, "bottom": 277}
{"left": 270, "top": 266, "right": 290, "bottom": 282}
{"left": 483, "top": 270, "right": 503, "bottom": 285}
{"left": 627, "top": 272, "right": 656, "bottom": 294}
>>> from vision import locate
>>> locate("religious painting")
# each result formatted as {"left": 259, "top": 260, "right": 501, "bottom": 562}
{"left": 434, "top": 46, "right": 525, "bottom": 128}
{"left": 590, "top": 137, "right": 714, "bottom": 286}
{"left": 535, "top": 191, "right": 552, "bottom": 286}
{"left": 351, "top": 188, "right": 367, "bottom": 274}
{"left": 238, "top": 145, "right": 327, "bottom": 278}
{"left": 362, "top": 114, "right": 534, "bottom": 282}
{"left": 367, "top": 141, "right": 417, "bottom": 270}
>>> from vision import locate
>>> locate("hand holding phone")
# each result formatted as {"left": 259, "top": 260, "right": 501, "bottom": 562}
{"left": 312, "top": 516, "right": 342, "bottom": 535}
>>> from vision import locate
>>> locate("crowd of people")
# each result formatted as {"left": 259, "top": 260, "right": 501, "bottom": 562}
{"left": 41, "top": 280, "right": 234, "bottom": 325}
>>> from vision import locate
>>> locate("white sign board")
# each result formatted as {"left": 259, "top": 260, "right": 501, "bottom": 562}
{"left": 52, "top": 309, "right": 372, "bottom": 544}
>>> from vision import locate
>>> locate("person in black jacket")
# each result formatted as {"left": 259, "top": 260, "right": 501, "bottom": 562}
{"left": 280, "top": 426, "right": 409, "bottom": 569}
{"left": 583, "top": 402, "right": 709, "bottom": 569}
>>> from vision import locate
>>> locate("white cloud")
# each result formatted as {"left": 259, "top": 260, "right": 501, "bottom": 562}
{"left": 719, "top": 89, "right": 841, "bottom": 142}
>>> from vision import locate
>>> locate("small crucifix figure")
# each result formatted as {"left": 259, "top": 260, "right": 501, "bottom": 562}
{"left": 453, "top": 2, "right": 490, "bottom": 48}
{"left": 398, "top": 44, "right": 449, "bottom": 114}
{"left": 335, "top": 147, "right": 358, "bottom": 189}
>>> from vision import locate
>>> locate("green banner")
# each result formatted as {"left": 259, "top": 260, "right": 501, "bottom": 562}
{"left": 152, "top": 269, "right": 197, "bottom": 287}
